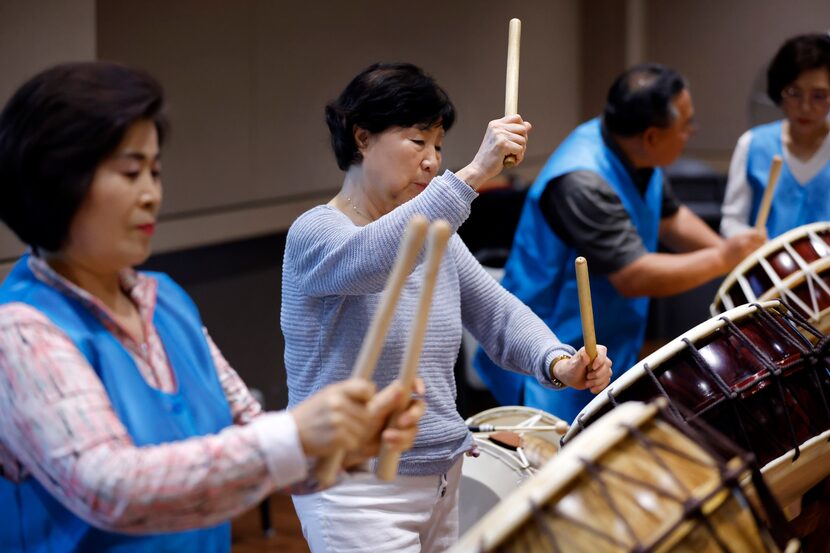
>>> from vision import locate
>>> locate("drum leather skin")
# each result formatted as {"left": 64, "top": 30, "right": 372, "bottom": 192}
{"left": 452, "top": 401, "right": 797, "bottom": 553}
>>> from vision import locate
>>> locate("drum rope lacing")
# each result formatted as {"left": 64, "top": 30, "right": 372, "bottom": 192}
{"left": 583, "top": 304, "right": 830, "bottom": 464}
{"left": 505, "top": 414, "right": 775, "bottom": 553}
{"left": 756, "top": 304, "right": 830, "bottom": 439}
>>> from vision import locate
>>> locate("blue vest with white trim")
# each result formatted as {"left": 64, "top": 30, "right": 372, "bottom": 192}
{"left": 747, "top": 120, "right": 830, "bottom": 239}
{"left": 0, "top": 255, "right": 233, "bottom": 553}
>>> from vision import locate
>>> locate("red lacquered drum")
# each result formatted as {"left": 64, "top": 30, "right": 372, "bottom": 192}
{"left": 451, "top": 401, "right": 798, "bottom": 553}
{"left": 711, "top": 222, "right": 830, "bottom": 332}
{"left": 562, "top": 301, "right": 830, "bottom": 514}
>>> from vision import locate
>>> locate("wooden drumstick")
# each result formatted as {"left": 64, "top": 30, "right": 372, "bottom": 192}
{"left": 754, "top": 154, "right": 783, "bottom": 231}
{"left": 503, "top": 17, "right": 521, "bottom": 168}
{"left": 575, "top": 256, "right": 597, "bottom": 361}
{"left": 314, "top": 215, "right": 429, "bottom": 486}
{"left": 376, "top": 220, "right": 452, "bottom": 480}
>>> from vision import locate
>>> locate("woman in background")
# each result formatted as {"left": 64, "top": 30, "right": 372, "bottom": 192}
{"left": 721, "top": 32, "right": 830, "bottom": 238}
{"left": 0, "top": 61, "right": 424, "bottom": 553}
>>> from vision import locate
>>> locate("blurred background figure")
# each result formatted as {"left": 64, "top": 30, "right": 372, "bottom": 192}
{"left": 474, "top": 64, "right": 765, "bottom": 422}
{"left": 721, "top": 32, "right": 830, "bottom": 239}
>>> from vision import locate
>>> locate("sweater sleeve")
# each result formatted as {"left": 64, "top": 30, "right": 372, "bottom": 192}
{"left": 285, "top": 171, "right": 478, "bottom": 297}
{"left": 451, "top": 236, "right": 576, "bottom": 388}
{"left": 720, "top": 130, "right": 754, "bottom": 237}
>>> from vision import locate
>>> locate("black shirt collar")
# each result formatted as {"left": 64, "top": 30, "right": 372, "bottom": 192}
{"left": 600, "top": 120, "right": 655, "bottom": 196}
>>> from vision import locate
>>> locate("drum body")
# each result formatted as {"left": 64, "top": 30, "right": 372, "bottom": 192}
{"left": 563, "top": 301, "right": 830, "bottom": 512}
{"left": 460, "top": 406, "right": 567, "bottom": 533}
{"left": 452, "top": 401, "right": 796, "bottom": 552}
{"left": 712, "top": 222, "right": 830, "bottom": 332}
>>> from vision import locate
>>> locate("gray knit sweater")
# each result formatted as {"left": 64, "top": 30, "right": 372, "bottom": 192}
{"left": 281, "top": 171, "right": 576, "bottom": 476}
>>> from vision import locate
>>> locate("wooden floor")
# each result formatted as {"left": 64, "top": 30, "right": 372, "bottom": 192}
{"left": 231, "top": 494, "right": 309, "bottom": 553}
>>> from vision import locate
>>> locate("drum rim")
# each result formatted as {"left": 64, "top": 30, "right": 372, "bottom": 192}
{"left": 456, "top": 402, "right": 741, "bottom": 552}
{"left": 711, "top": 221, "right": 830, "bottom": 314}
{"left": 465, "top": 405, "right": 564, "bottom": 426}
{"left": 453, "top": 402, "right": 662, "bottom": 552}
{"left": 754, "top": 256, "right": 830, "bottom": 323}
{"left": 763, "top": 428, "right": 830, "bottom": 473}
{"left": 562, "top": 300, "right": 784, "bottom": 446}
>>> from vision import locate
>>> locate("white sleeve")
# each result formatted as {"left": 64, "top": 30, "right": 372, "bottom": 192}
{"left": 720, "top": 131, "right": 754, "bottom": 237}
{"left": 250, "top": 411, "right": 309, "bottom": 487}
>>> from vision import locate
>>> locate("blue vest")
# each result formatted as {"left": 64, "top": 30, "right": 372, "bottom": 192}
{"left": 748, "top": 120, "right": 830, "bottom": 239}
{"left": 0, "top": 256, "right": 233, "bottom": 553}
{"left": 473, "top": 118, "right": 662, "bottom": 422}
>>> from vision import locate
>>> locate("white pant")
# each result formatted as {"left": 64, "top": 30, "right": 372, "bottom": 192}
{"left": 292, "top": 458, "right": 463, "bottom": 553}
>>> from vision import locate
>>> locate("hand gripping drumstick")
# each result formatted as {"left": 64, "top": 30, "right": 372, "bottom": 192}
{"left": 575, "top": 257, "right": 597, "bottom": 361}
{"left": 376, "top": 220, "right": 453, "bottom": 480}
{"left": 314, "top": 215, "right": 429, "bottom": 487}
{"left": 754, "top": 155, "right": 783, "bottom": 231}
{"left": 503, "top": 18, "right": 521, "bottom": 168}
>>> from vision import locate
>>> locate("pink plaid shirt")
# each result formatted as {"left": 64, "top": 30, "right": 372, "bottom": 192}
{"left": 0, "top": 256, "right": 308, "bottom": 533}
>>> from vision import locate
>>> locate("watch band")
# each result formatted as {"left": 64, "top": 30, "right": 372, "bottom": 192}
{"left": 549, "top": 354, "right": 571, "bottom": 389}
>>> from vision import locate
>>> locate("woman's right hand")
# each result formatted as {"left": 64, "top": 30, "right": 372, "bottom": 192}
{"left": 289, "top": 378, "right": 376, "bottom": 457}
{"left": 456, "top": 115, "right": 532, "bottom": 190}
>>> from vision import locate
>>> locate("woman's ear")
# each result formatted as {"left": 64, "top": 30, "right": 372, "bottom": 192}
{"left": 353, "top": 126, "right": 370, "bottom": 153}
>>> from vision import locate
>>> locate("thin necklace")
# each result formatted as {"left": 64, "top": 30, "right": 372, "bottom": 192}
{"left": 346, "top": 195, "right": 371, "bottom": 221}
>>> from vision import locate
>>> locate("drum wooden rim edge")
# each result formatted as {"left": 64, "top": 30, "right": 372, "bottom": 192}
{"left": 465, "top": 405, "right": 564, "bottom": 426}
{"left": 757, "top": 255, "right": 830, "bottom": 302}
{"left": 453, "top": 402, "right": 658, "bottom": 552}
{"left": 562, "top": 300, "right": 784, "bottom": 445}
{"left": 711, "top": 221, "right": 830, "bottom": 315}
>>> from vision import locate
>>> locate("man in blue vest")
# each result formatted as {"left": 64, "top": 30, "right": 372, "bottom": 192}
{"left": 474, "top": 64, "right": 766, "bottom": 422}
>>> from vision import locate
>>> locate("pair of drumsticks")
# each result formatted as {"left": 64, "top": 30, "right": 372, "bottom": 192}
{"left": 506, "top": 19, "right": 601, "bottom": 363}
{"left": 314, "top": 216, "right": 451, "bottom": 486}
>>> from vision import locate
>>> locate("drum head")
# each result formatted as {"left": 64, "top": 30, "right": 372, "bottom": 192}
{"left": 465, "top": 405, "right": 567, "bottom": 451}
{"left": 459, "top": 438, "right": 532, "bottom": 534}
{"left": 452, "top": 402, "right": 790, "bottom": 552}
{"left": 712, "top": 222, "right": 830, "bottom": 332}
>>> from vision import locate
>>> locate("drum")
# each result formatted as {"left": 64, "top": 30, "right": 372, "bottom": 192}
{"left": 460, "top": 406, "right": 568, "bottom": 533}
{"left": 562, "top": 301, "right": 830, "bottom": 514}
{"left": 711, "top": 222, "right": 830, "bottom": 333}
{"left": 452, "top": 401, "right": 798, "bottom": 552}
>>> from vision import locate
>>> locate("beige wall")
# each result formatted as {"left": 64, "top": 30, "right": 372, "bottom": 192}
{"left": 8, "top": 1, "right": 826, "bottom": 276}
{"left": 95, "top": 0, "right": 581, "bottom": 251}
{"left": 646, "top": 0, "right": 830, "bottom": 166}
{"left": 0, "top": 0, "right": 96, "bottom": 271}
{"left": 0, "top": 0, "right": 579, "bottom": 278}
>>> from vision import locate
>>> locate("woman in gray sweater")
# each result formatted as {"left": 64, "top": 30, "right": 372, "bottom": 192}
{"left": 282, "top": 62, "right": 613, "bottom": 553}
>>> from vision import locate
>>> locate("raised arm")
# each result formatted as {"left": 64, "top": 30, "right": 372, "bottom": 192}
{"left": 285, "top": 173, "right": 476, "bottom": 297}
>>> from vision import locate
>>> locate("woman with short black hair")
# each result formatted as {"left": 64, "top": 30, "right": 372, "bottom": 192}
{"left": 282, "top": 62, "right": 612, "bottom": 552}
{"left": 0, "top": 61, "right": 424, "bottom": 553}
{"left": 721, "top": 32, "right": 830, "bottom": 238}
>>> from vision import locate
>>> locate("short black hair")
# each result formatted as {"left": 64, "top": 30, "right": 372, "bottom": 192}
{"left": 0, "top": 61, "right": 167, "bottom": 252}
{"left": 767, "top": 33, "right": 830, "bottom": 105}
{"left": 325, "top": 62, "right": 456, "bottom": 170}
{"left": 603, "top": 63, "right": 687, "bottom": 137}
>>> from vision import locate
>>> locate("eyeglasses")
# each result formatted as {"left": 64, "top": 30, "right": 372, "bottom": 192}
{"left": 781, "top": 86, "right": 830, "bottom": 108}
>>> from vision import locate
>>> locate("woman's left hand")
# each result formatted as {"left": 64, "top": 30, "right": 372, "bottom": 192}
{"left": 552, "top": 345, "right": 612, "bottom": 393}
